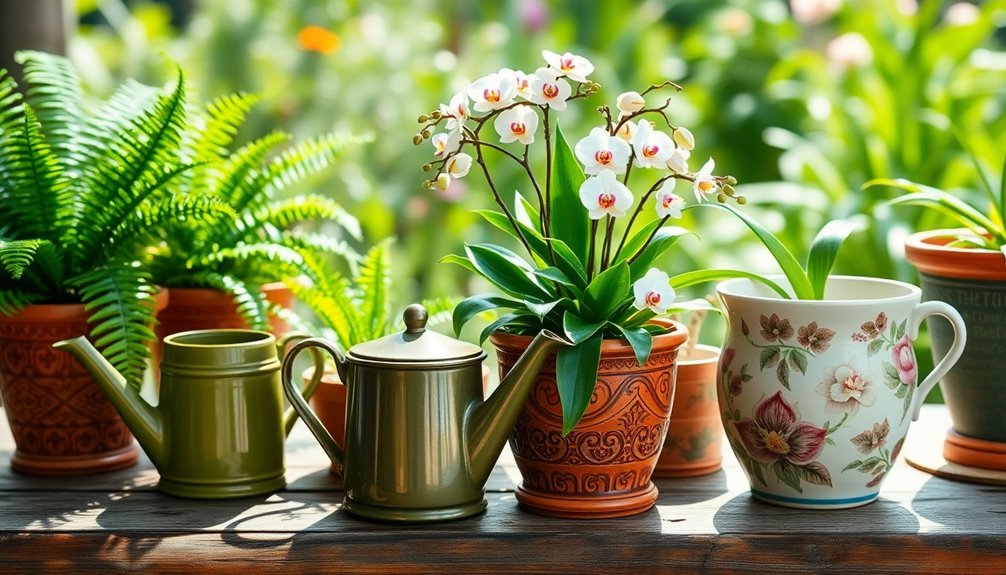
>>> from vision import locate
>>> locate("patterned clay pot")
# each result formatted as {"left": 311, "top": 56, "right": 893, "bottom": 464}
{"left": 716, "top": 276, "right": 966, "bottom": 509}
{"left": 653, "top": 344, "right": 723, "bottom": 478}
{"left": 905, "top": 230, "right": 1006, "bottom": 470}
{"left": 152, "top": 282, "right": 293, "bottom": 370}
{"left": 492, "top": 321, "right": 688, "bottom": 519}
{"left": 0, "top": 290, "right": 168, "bottom": 475}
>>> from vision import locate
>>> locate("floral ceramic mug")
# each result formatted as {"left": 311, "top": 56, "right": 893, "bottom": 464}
{"left": 716, "top": 276, "right": 966, "bottom": 509}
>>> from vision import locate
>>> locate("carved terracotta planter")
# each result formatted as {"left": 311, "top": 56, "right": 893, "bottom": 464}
{"left": 492, "top": 322, "right": 688, "bottom": 519}
{"left": 653, "top": 344, "right": 723, "bottom": 478}
{"left": 905, "top": 230, "right": 1006, "bottom": 470}
{"left": 0, "top": 291, "right": 168, "bottom": 475}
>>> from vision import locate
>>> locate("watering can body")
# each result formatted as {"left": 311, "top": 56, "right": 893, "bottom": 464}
{"left": 282, "top": 304, "right": 566, "bottom": 522}
{"left": 54, "top": 329, "right": 322, "bottom": 499}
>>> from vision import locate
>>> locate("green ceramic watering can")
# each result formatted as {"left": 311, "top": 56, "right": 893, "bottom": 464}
{"left": 53, "top": 329, "right": 324, "bottom": 499}
{"left": 281, "top": 304, "right": 567, "bottom": 522}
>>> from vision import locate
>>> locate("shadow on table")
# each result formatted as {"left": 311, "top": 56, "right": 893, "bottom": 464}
{"left": 654, "top": 469, "right": 729, "bottom": 506}
{"left": 712, "top": 492, "right": 921, "bottom": 535}
{"left": 909, "top": 474, "right": 1006, "bottom": 530}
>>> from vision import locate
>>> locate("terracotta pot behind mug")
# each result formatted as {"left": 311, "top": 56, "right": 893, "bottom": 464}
{"left": 716, "top": 276, "right": 966, "bottom": 509}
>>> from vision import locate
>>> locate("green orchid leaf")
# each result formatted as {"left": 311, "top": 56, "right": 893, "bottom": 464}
{"left": 582, "top": 261, "right": 631, "bottom": 320}
{"left": 690, "top": 203, "right": 814, "bottom": 299}
{"left": 547, "top": 238, "right": 590, "bottom": 288}
{"left": 452, "top": 293, "right": 523, "bottom": 336}
{"left": 524, "top": 298, "right": 569, "bottom": 321}
{"left": 563, "top": 311, "right": 606, "bottom": 344}
{"left": 440, "top": 253, "right": 479, "bottom": 275}
{"left": 626, "top": 226, "right": 692, "bottom": 279}
{"left": 533, "top": 266, "right": 577, "bottom": 289}
{"left": 550, "top": 125, "right": 590, "bottom": 265}
{"left": 660, "top": 298, "right": 722, "bottom": 317}
{"left": 476, "top": 209, "right": 588, "bottom": 290}
{"left": 514, "top": 190, "right": 541, "bottom": 232}
{"left": 611, "top": 322, "right": 652, "bottom": 367}
{"left": 807, "top": 218, "right": 860, "bottom": 300}
{"left": 670, "top": 269, "right": 791, "bottom": 300}
{"left": 465, "top": 243, "right": 555, "bottom": 300}
{"left": 952, "top": 126, "right": 1002, "bottom": 228}
{"left": 611, "top": 218, "right": 661, "bottom": 266}
{"left": 479, "top": 312, "right": 542, "bottom": 344}
{"left": 556, "top": 334, "right": 603, "bottom": 435}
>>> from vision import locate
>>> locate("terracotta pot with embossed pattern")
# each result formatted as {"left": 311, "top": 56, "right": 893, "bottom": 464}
{"left": 492, "top": 321, "right": 688, "bottom": 519}
{"left": 0, "top": 290, "right": 168, "bottom": 475}
{"left": 653, "top": 344, "right": 723, "bottom": 478}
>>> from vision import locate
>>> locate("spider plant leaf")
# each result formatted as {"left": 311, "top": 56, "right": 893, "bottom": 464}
{"left": 807, "top": 218, "right": 860, "bottom": 300}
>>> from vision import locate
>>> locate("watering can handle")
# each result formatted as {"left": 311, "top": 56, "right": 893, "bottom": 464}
{"left": 281, "top": 337, "right": 346, "bottom": 473}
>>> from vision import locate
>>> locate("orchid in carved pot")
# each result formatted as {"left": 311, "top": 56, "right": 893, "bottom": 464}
{"left": 419, "top": 50, "right": 761, "bottom": 519}
{"left": 709, "top": 207, "right": 968, "bottom": 509}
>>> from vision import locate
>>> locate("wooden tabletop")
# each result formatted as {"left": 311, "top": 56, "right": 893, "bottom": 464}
{"left": 1, "top": 405, "right": 1004, "bottom": 574}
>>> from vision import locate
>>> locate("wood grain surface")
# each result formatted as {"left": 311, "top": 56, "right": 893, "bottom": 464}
{"left": 1, "top": 406, "right": 1004, "bottom": 574}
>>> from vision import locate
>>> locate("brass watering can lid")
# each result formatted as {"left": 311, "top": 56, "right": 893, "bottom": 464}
{"left": 348, "top": 304, "right": 485, "bottom": 365}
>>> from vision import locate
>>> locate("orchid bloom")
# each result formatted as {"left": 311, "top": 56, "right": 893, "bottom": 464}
{"left": 654, "top": 181, "right": 685, "bottom": 218}
{"left": 468, "top": 72, "right": 517, "bottom": 112}
{"left": 673, "top": 127, "right": 695, "bottom": 151}
{"left": 500, "top": 68, "right": 533, "bottom": 101}
{"left": 691, "top": 158, "right": 719, "bottom": 200}
{"left": 616, "top": 91, "right": 646, "bottom": 115}
{"left": 666, "top": 148, "right": 689, "bottom": 174}
{"left": 493, "top": 105, "right": 538, "bottom": 145}
{"left": 446, "top": 153, "right": 473, "bottom": 178}
{"left": 528, "top": 67, "right": 572, "bottom": 111}
{"left": 542, "top": 49, "right": 594, "bottom": 83}
{"left": 574, "top": 127, "right": 631, "bottom": 175}
{"left": 439, "top": 92, "right": 469, "bottom": 132}
{"left": 578, "top": 169, "right": 633, "bottom": 219}
{"left": 632, "top": 120, "right": 675, "bottom": 169}
{"left": 632, "top": 268, "right": 675, "bottom": 314}
{"left": 431, "top": 131, "right": 461, "bottom": 158}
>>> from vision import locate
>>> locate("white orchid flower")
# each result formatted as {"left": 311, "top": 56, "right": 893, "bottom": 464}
{"left": 673, "top": 127, "right": 695, "bottom": 151}
{"left": 632, "top": 268, "right": 675, "bottom": 314}
{"left": 654, "top": 181, "right": 685, "bottom": 219}
{"left": 435, "top": 173, "right": 451, "bottom": 191}
{"left": 574, "top": 127, "right": 632, "bottom": 175}
{"left": 692, "top": 158, "right": 719, "bottom": 201}
{"left": 431, "top": 131, "right": 461, "bottom": 158}
{"left": 616, "top": 91, "right": 646, "bottom": 114}
{"left": 528, "top": 67, "right": 572, "bottom": 111}
{"left": 500, "top": 68, "right": 533, "bottom": 101}
{"left": 542, "top": 49, "right": 594, "bottom": 83}
{"left": 446, "top": 153, "right": 473, "bottom": 178}
{"left": 468, "top": 72, "right": 517, "bottom": 112}
{"left": 578, "top": 169, "right": 633, "bottom": 220}
{"left": 615, "top": 120, "right": 638, "bottom": 142}
{"left": 439, "top": 92, "right": 470, "bottom": 132}
{"left": 494, "top": 105, "right": 538, "bottom": 145}
{"left": 632, "top": 120, "right": 675, "bottom": 169}
{"left": 666, "top": 148, "right": 689, "bottom": 174}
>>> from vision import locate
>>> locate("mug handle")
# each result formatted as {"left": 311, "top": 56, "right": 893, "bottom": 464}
{"left": 908, "top": 301, "right": 967, "bottom": 421}
{"left": 281, "top": 337, "right": 346, "bottom": 474}
{"left": 277, "top": 331, "right": 326, "bottom": 436}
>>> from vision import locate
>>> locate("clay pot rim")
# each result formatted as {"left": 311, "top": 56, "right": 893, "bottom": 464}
{"left": 163, "top": 281, "right": 290, "bottom": 300}
{"left": 490, "top": 319, "right": 689, "bottom": 358}
{"left": 717, "top": 274, "right": 920, "bottom": 307}
{"left": 0, "top": 288, "right": 169, "bottom": 321}
{"left": 677, "top": 343, "right": 720, "bottom": 365}
{"left": 904, "top": 229, "right": 1006, "bottom": 282}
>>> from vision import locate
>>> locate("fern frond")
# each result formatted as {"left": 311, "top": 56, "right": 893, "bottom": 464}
{"left": 418, "top": 296, "right": 461, "bottom": 331}
{"left": 14, "top": 51, "right": 83, "bottom": 168}
{"left": 288, "top": 275, "right": 361, "bottom": 349}
{"left": 200, "top": 243, "right": 315, "bottom": 283}
{"left": 0, "top": 238, "right": 52, "bottom": 279}
{"left": 242, "top": 194, "right": 361, "bottom": 240}
{"left": 0, "top": 288, "right": 39, "bottom": 316}
{"left": 272, "top": 231, "right": 361, "bottom": 275}
{"left": 192, "top": 92, "right": 260, "bottom": 162}
{"left": 210, "top": 131, "right": 289, "bottom": 215}
{"left": 185, "top": 271, "right": 270, "bottom": 330}
{"left": 356, "top": 239, "right": 392, "bottom": 340}
{"left": 71, "top": 78, "right": 160, "bottom": 171}
{"left": 0, "top": 68, "right": 22, "bottom": 144}
{"left": 71, "top": 264, "right": 157, "bottom": 388}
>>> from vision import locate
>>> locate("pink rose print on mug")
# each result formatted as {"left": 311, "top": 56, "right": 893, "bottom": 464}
{"left": 891, "top": 336, "right": 917, "bottom": 386}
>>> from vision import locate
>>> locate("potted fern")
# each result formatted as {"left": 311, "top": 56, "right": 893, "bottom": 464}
{"left": 145, "top": 92, "right": 362, "bottom": 352}
{"left": 0, "top": 52, "right": 230, "bottom": 474}
{"left": 865, "top": 144, "right": 1006, "bottom": 471}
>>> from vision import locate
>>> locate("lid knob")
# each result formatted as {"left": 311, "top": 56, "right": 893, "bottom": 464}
{"left": 403, "top": 304, "right": 428, "bottom": 334}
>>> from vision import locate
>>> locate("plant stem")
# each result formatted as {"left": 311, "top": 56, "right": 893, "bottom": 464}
{"left": 612, "top": 174, "right": 687, "bottom": 263}
{"left": 624, "top": 215, "right": 670, "bottom": 266}
{"left": 586, "top": 219, "right": 599, "bottom": 281}
{"left": 600, "top": 216, "right": 616, "bottom": 271}
{"left": 543, "top": 107, "right": 552, "bottom": 235}
{"left": 471, "top": 140, "right": 535, "bottom": 259}
{"left": 522, "top": 145, "right": 546, "bottom": 231}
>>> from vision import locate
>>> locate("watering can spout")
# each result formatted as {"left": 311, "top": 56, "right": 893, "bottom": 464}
{"left": 465, "top": 330, "right": 568, "bottom": 487}
{"left": 52, "top": 336, "right": 166, "bottom": 469}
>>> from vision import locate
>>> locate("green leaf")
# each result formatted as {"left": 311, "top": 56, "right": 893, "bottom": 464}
{"left": 895, "top": 383, "right": 910, "bottom": 399}
{"left": 867, "top": 178, "right": 1005, "bottom": 245}
{"left": 556, "top": 334, "right": 603, "bottom": 435}
{"left": 952, "top": 126, "right": 1002, "bottom": 229}
{"left": 563, "top": 312, "right": 605, "bottom": 344}
{"left": 534, "top": 266, "right": 575, "bottom": 288}
{"left": 626, "top": 226, "right": 692, "bottom": 279}
{"left": 581, "top": 261, "right": 630, "bottom": 320}
{"left": 690, "top": 203, "right": 814, "bottom": 300}
{"left": 789, "top": 350, "right": 808, "bottom": 374}
{"left": 773, "top": 462, "right": 803, "bottom": 493}
{"left": 357, "top": 239, "right": 392, "bottom": 340}
{"left": 669, "top": 270, "right": 791, "bottom": 300}
{"left": 479, "top": 312, "right": 541, "bottom": 344}
{"left": 777, "top": 360, "right": 790, "bottom": 390}
{"left": 550, "top": 125, "right": 589, "bottom": 265}
{"left": 883, "top": 362, "right": 902, "bottom": 389}
{"left": 611, "top": 323, "right": 652, "bottom": 367}
{"left": 867, "top": 339, "right": 884, "bottom": 358}
{"left": 464, "top": 244, "right": 554, "bottom": 300}
{"left": 611, "top": 218, "right": 661, "bottom": 266}
{"left": 513, "top": 190, "right": 540, "bottom": 232}
{"left": 759, "top": 348, "right": 780, "bottom": 370}
{"left": 843, "top": 460, "right": 864, "bottom": 473}
{"left": 795, "top": 462, "right": 832, "bottom": 487}
{"left": 806, "top": 218, "right": 860, "bottom": 300}
{"left": 896, "top": 320, "right": 906, "bottom": 340}
{"left": 548, "top": 239, "right": 590, "bottom": 288}
{"left": 440, "top": 253, "right": 479, "bottom": 275}
{"left": 525, "top": 299, "right": 565, "bottom": 321}
{"left": 452, "top": 293, "right": 523, "bottom": 336}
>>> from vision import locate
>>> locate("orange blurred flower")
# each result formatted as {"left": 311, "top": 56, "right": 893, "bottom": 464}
{"left": 298, "top": 25, "right": 340, "bottom": 54}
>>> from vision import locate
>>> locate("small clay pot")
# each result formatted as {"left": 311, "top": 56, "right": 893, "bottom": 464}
{"left": 493, "top": 322, "right": 688, "bottom": 519}
{"left": 0, "top": 290, "right": 168, "bottom": 475}
{"left": 653, "top": 344, "right": 723, "bottom": 478}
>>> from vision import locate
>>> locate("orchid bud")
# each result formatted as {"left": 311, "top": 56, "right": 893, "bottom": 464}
{"left": 725, "top": 175, "right": 738, "bottom": 185}
{"left": 673, "top": 127, "right": 695, "bottom": 151}
{"left": 421, "top": 129, "right": 432, "bottom": 139}
{"left": 737, "top": 196, "right": 748, "bottom": 205}
{"left": 413, "top": 134, "right": 423, "bottom": 145}
{"left": 422, "top": 179, "right": 433, "bottom": 189}
{"left": 418, "top": 114, "right": 430, "bottom": 123}
{"left": 723, "top": 184, "right": 736, "bottom": 197}
{"left": 616, "top": 91, "right": 646, "bottom": 115}
{"left": 430, "top": 110, "right": 442, "bottom": 119}
{"left": 717, "top": 193, "right": 727, "bottom": 203}
{"left": 422, "top": 163, "right": 433, "bottom": 172}
{"left": 436, "top": 173, "right": 451, "bottom": 191}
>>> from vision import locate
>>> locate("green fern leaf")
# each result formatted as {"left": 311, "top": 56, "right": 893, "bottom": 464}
{"left": 272, "top": 231, "right": 361, "bottom": 274}
{"left": 71, "top": 264, "right": 157, "bottom": 388}
{"left": 211, "top": 131, "right": 289, "bottom": 212}
{"left": 0, "top": 68, "right": 22, "bottom": 144}
{"left": 357, "top": 239, "right": 393, "bottom": 340}
{"left": 0, "top": 238, "right": 53, "bottom": 279}
{"left": 239, "top": 194, "right": 362, "bottom": 241}
{"left": 14, "top": 51, "right": 84, "bottom": 169}
{"left": 288, "top": 276, "right": 361, "bottom": 349}
{"left": 192, "top": 92, "right": 260, "bottom": 162}
{"left": 0, "top": 288, "right": 39, "bottom": 316}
